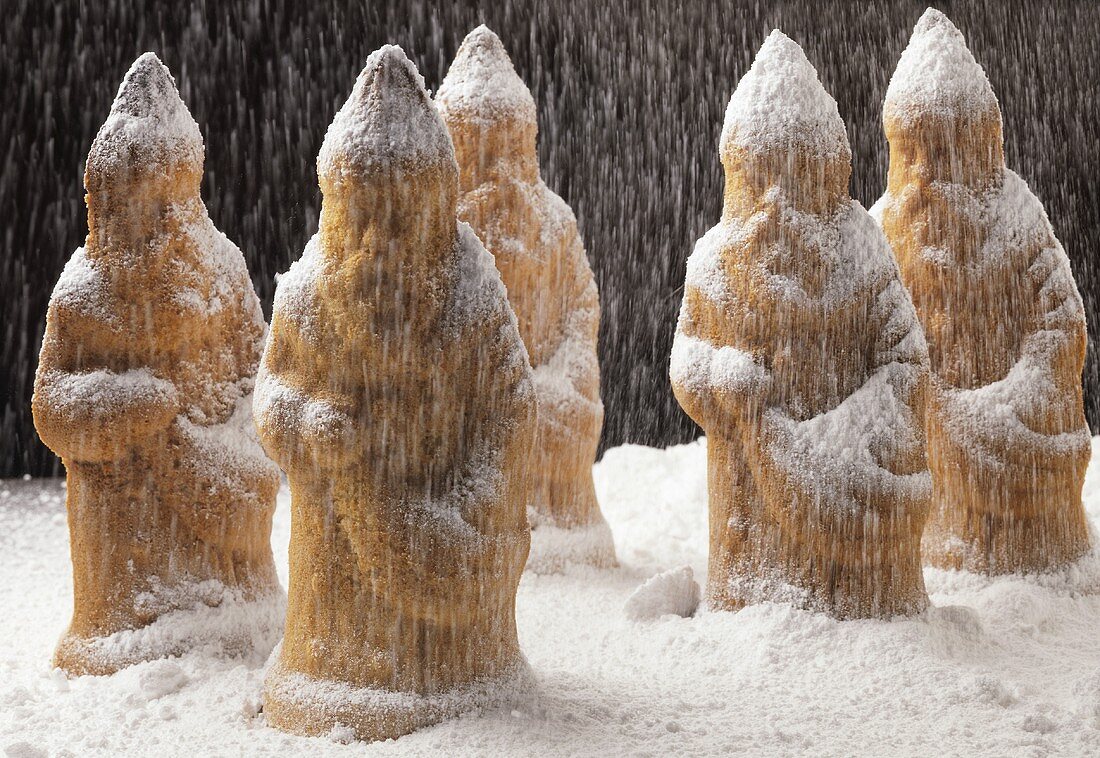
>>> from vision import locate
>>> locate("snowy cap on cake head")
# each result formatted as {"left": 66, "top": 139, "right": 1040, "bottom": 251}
{"left": 884, "top": 8, "right": 999, "bottom": 124}
{"left": 436, "top": 25, "right": 537, "bottom": 124}
{"left": 720, "top": 30, "right": 849, "bottom": 161}
{"left": 86, "top": 52, "right": 203, "bottom": 181}
{"left": 318, "top": 45, "right": 456, "bottom": 181}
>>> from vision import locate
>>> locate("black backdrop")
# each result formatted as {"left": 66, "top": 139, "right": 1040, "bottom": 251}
{"left": 3, "top": 0, "right": 1098, "bottom": 477}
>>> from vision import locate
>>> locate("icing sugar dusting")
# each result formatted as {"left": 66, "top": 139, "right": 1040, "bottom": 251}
{"left": 318, "top": 45, "right": 455, "bottom": 180}
{"left": 942, "top": 330, "right": 1091, "bottom": 469}
{"left": 436, "top": 25, "right": 537, "bottom": 124}
{"left": 86, "top": 52, "right": 203, "bottom": 176}
{"left": 767, "top": 362, "right": 931, "bottom": 516}
{"left": 669, "top": 333, "right": 767, "bottom": 397}
{"left": 884, "top": 8, "right": 999, "bottom": 123}
{"left": 721, "top": 30, "right": 849, "bottom": 159}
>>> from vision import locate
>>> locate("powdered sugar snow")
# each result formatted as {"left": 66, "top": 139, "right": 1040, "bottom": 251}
{"left": 4, "top": 438, "right": 1100, "bottom": 755}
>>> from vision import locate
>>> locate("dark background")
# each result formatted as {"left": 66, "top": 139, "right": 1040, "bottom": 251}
{"left": 2, "top": 0, "right": 1098, "bottom": 477}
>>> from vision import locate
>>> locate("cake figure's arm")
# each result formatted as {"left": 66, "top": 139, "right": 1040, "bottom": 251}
{"left": 670, "top": 289, "right": 770, "bottom": 435}
{"left": 33, "top": 312, "right": 181, "bottom": 464}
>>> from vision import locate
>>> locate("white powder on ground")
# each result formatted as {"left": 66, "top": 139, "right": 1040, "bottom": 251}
{"left": 264, "top": 654, "right": 535, "bottom": 737}
{"left": 137, "top": 661, "right": 189, "bottom": 701}
{"left": 5, "top": 439, "right": 1100, "bottom": 755}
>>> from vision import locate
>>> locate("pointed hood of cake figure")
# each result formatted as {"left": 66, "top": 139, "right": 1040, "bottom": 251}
{"left": 720, "top": 31, "right": 850, "bottom": 219}
{"left": 883, "top": 8, "right": 1003, "bottom": 188}
{"left": 721, "top": 30, "right": 849, "bottom": 160}
{"left": 876, "top": 9, "right": 1090, "bottom": 573}
{"left": 436, "top": 25, "right": 537, "bottom": 125}
{"left": 319, "top": 45, "right": 455, "bottom": 182}
{"left": 318, "top": 45, "right": 459, "bottom": 278}
{"left": 86, "top": 52, "right": 203, "bottom": 191}
{"left": 32, "top": 53, "right": 281, "bottom": 676}
{"left": 671, "top": 30, "right": 931, "bottom": 619}
{"left": 884, "top": 9, "right": 1000, "bottom": 127}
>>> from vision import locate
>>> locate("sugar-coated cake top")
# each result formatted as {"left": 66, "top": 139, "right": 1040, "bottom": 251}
{"left": 318, "top": 45, "right": 455, "bottom": 180}
{"left": 437, "top": 25, "right": 537, "bottom": 124}
{"left": 721, "top": 30, "right": 849, "bottom": 160}
{"left": 884, "top": 8, "right": 999, "bottom": 123}
{"left": 86, "top": 52, "right": 203, "bottom": 178}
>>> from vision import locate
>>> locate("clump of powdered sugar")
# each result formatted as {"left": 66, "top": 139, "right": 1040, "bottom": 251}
{"left": 436, "top": 25, "right": 537, "bottom": 124}
{"left": 318, "top": 45, "right": 455, "bottom": 180}
{"left": 884, "top": 8, "right": 999, "bottom": 124}
{"left": 721, "top": 30, "right": 849, "bottom": 160}
{"left": 624, "top": 566, "right": 701, "bottom": 621}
